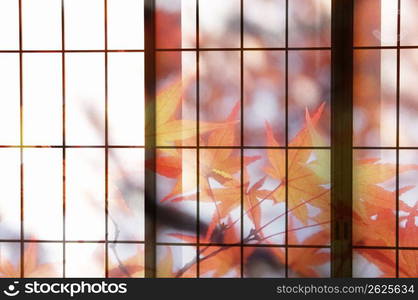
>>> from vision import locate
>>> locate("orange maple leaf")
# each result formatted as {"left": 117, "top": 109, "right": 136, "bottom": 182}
{"left": 264, "top": 103, "right": 330, "bottom": 225}
{"left": 148, "top": 80, "right": 233, "bottom": 146}
{"left": 154, "top": 102, "right": 260, "bottom": 206}
{"left": 353, "top": 157, "right": 418, "bottom": 246}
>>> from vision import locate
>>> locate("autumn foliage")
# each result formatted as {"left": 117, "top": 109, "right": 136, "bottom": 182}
{"left": 145, "top": 80, "right": 418, "bottom": 278}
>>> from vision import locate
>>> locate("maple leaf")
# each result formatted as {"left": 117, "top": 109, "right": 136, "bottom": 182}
{"left": 352, "top": 157, "right": 418, "bottom": 246}
{"left": 151, "top": 96, "right": 418, "bottom": 277}
{"left": 147, "top": 80, "right": 233, "bottom": 146}
{"left": 153, "top": 102, "right": 260, "bottom": 206}
{"left": 198, "top": 102, "right": 250, "bottom": 184}
{"left": 152, "top": 151, "right": 183, "bottom": 179}
{"left": 242, "top": 176, "right": 267, "bottom": 232}
{"left": 359, "top": 235, "right": 417, "bottom": 277}
{"left": 353, "top": 158, "right": 418, "bottom": 219}
{"left": 200, "top": 246, "right": 244, "bottom": 277}
{"left": 264, "top": 103, "right": 330, "bottom": 224}
{"left": 353, "top": 182, "right": 418, "bottom": 276}
{"left": 353, "top": 206, "right": 396, "bottom": 247}
{"left": 0, "top": 243, "right": 55, "bottom": 277}
{"left": 203, "top": 175, "right": 273, "bottom": 236}
{"left": 287, "top": 221, "right": 330, "bottom": 277}
{"left": 287, "top": 244, "right": 329, "bottom": 277}
{"left": 196, "top": 170, "right": 267, "bottom": 230}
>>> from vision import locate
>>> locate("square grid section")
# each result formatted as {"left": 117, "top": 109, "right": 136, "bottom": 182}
{"left": 0, "top": 0, "right": 145, "bottom": 278}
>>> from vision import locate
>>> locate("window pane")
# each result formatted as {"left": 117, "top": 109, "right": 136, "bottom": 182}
{"left": 0, "top": 243, "right": 20, "bottom": 277}
{"left": 0, "top": 0, "right": 19, "bottom": 50}
{"left": 244, "top": 51, "right": 285, "bottom": 146}
{"left": 399, "top": 250, "right": 418, "bottom": 277}
{"left": 66, "top": 243, "right": 104, "bottom": 277}
{"left": 200, "top": 149, "right": 242, "bottom": 245}
{"left": 354, "top": 0, "right": 398, "bottom": 47}
{"left": 109, "top": 243, "right": 144, "bottom": 278}
{"left": 400, "top": 49, "right": 418, "bottom": 146}
{"left": 156, "top": 149, "right": 196, "bottom": 243}
{"left": 0, "top": 149, "right": 20, "bottom": 240}
{"left": 108, "top": 52, "right": 144, "bottom": 146}
{"left": 22, "top": 0, "right": 61, "bottom": 50}
{"left": 399, "top": 150, "right": 418, "bottom": 248}
{"left": 401, "top": 0, "right": 418, "bottom": 46}
{"left": 23, "top": 54, "right": 62, "bottom": 145}
{"left": 199, "top": 0, "right": 240, "bottom": 48}
{"left": 353, "top": 249, "right": 396, "bottom": 278}
{"left": 66, "top": 53, "right": 105, "bottom": 145}
{"left": 288, "top": 247, "right": 330, "bottom": 277}
{"left": 66, "top": 149, "right": 105, "bottom": 240}
{"left": 288, "top": 0, "right": 331, "bottom": 47}
{"left": 353, "top": 150, "right": 396, "bottom": 247}
{"left": 24, "top": 149, "right": 62, "bottom": 240}
{"left": 0, "top": 54, "right": 20, "bottom": 145}
{"left": 64, "top": 0, "right": 104, "bottom": 50}
{"left": 288, "top": 50, "right": 331, "bottom": 146}
{"left": 156, "top": 51, "right": 196, "bottom": 147}
{"left": 243, "top": 247, "right": 285, "bottom": 278}
{"left": 243, "top": 149, "right": 286, "bottom": 246}
{"left": 200, "top": 51, "right": 240, "bottom": 146}
{"left": 287, "top": 150, "right": 330, "bottom": 246}
{"left": 109, "top": 149, "right": 144, "bottom": 241}
{"left": 23, "top": 243, "right": 63, "bottom": 278}
{"left": 244, "top": 0, "right": 286, "bottom": 48}
{"left": 156, "top": 0, "right": 196, "bottom": 49}
{"left": 354, "top": 50, "right": 397, "bottom": 147}
{"left": 156, "top": 246, "right": 196, "bottom": 278}
{"left": 200, "top": 246, "right": 241, "bottom": 278}
{"left": 107, "top": 0, "right": 144, "bottom": 50}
